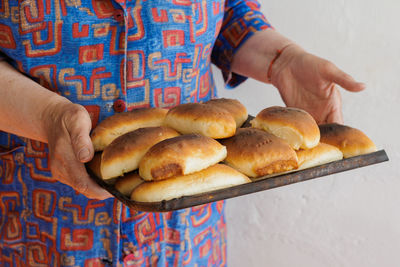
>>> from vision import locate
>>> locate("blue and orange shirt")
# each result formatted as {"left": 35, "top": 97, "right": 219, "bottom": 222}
{"left": 0, "top": 0, "right": 271, "bottom": 266}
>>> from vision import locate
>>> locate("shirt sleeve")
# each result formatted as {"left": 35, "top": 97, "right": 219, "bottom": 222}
{"left": 211, "top": 0, "right": 273, "bottom": 88}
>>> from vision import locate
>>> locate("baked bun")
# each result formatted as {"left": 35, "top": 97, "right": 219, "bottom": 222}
{"left": 251, "top": 106, "right": 320, "bottom": 150}
{"left": 139, "top": 134, "right": 227, "bottom": 181}
{"left": 87, "top": 152, "right": 102, "bottom": 179}
{"left": 91, "top": 108, "right": 168, "bottom": 151}
{"left": 164, "top": 103, "right": 236, "bottom": 139}
{"left": 220, "top": 128, "right": 298, "bottom": 178}
{"left": 205, "top": 98, "right": 248, "bottom": 128}
{"left": 100, "top": 127, "right": 180, "bottom": 180}
{"left": 319, "top": 123, "right": 377, "bottom": 158}
{"left": 115, "top": 173, "right": 144, "bottom": 197}
{"left": 296, "top": 143, "right": 343, "bottom": 170}
{"left": 131, "top": 164, "right": 250, "bottom": 202}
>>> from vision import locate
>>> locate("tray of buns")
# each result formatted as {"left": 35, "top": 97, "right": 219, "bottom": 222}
{"left": 86, "top": 99, "right": 389, "bottom": 212}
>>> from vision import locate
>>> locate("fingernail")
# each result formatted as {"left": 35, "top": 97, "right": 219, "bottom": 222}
{"left": 78, "top": 148, "right": 90, "bottom": 161}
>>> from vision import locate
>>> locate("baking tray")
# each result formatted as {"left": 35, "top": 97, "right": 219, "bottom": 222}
{"left": 86, "top": 150, "right": 388, "bottom": 212}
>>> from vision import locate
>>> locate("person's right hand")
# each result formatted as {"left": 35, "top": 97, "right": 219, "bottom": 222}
{"left": 42, "top": 100, "right": 113, "bottom": 200}
{"left": 270, "top": 45, "right": 365, "bottom": 124}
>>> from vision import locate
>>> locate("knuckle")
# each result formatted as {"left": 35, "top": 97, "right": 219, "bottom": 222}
{"left": 63, "top": 104, "right": 90, "bottom": 127}
{"left": 74, "top": 178, "right": 90, "bottom": 195}
{"left": 72, "top": 134, "right": 85, "bottom": 147}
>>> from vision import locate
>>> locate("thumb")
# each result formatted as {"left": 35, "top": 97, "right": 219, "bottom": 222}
{"left": 65, "top": 105, "right": 94, "bottom": 163}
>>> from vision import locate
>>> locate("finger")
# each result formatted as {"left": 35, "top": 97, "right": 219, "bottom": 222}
{"left": 70, "top": 167, "right": 114, "bottom": 200}
{"left": 325, "top": 87, "right": 343, "bottom": 124}
{"left": 322, "top": 62, "right": 365, "bottom": 92}
{"left": 326, "top": 108, "right": 343, "bottom": 124}
{"left": 65, "top": 105, "right": 94, "bottom": 163}
{"left": 51, "top": 140, "right": 113, "bottom": 200}
{"left": 64, "top": 154, "right": 113, "bottom": 200}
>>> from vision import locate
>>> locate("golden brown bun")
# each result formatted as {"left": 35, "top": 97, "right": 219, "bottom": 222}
{"left": 139, "top": 134, "right": 227, "bottom": 181}
{"left": 319, "top": 123, "right": 377, "bottom": 158}
{"left": 91, "top": 108, "right": 168, "bottom": 151}
{"left": 115, "top": 173, "right": 144, "bottom": 197}
{"left": 131, "top": 164, "right": 251, "bottom": 202}
{"left": 296, "top": 142, "right": 343, "bottom": 170}
{"left": 100, "top": 127, "right": 180, "bottom": 179}
{"left": 87, "top": 152, "right": 102, "bottom": 179}
{"left": 220, "top": 128, "right": 298, "bottom": 178}
{"left": 164, "top": 103, "right": 236, "bottom": 139}
{"left": 205, "top": 98, "right": 248, "bottom": 128}
{"left": 251, "top": 106, "right": 320, "bottom": 150}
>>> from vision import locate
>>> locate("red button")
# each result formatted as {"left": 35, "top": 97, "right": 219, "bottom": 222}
{"left": 113, "top": 99, "right": 126, "bottom": 113}
{"left": 113, "top": 10, "right": 124, "bottom": 22}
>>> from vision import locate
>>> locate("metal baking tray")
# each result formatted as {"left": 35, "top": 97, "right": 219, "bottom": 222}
{"left": 86, "top": 150, "right": 388, "bottom": 212}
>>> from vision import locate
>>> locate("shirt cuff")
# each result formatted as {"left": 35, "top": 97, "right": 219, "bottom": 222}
{"left": 211, "top": 0, "right": 272, "bottom": 89}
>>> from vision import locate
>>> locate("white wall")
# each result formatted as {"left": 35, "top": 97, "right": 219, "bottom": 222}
{"left": 214, "top": 0, "right": 400, "bottom": 266}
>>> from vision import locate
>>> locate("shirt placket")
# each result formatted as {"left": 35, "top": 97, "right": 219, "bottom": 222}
{"left": 102, "top": 1, "right": 128, "bottom": 266}
{"left": 111, "top": 0, "right": 129, "bottom": 113}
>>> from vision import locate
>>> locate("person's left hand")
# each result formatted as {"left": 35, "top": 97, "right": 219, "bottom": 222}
{"left": 270, "top": 45, "right": 365, "bottom": 124}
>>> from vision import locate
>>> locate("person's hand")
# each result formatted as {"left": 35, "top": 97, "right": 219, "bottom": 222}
{"left": 270, "top": 44, "right": 365, "bottom": 124}
{"left": 42, "top": 100, "right": 113, "bottom": 200}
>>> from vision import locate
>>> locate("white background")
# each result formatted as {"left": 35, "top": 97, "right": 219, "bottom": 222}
{"left": 213, "top": 0, "right": 400, "bottom": 266}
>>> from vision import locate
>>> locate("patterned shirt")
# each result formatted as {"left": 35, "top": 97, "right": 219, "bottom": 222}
{"left": 0, "top": 0, "right": 271, "bottom": 266}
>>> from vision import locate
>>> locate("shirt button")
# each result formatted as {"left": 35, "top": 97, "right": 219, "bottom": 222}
{"left": 113, "top": 99, "right": 126, "bottom": 113}
{"left": 113, "top": 10, "right": 124, "bottom": 22}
